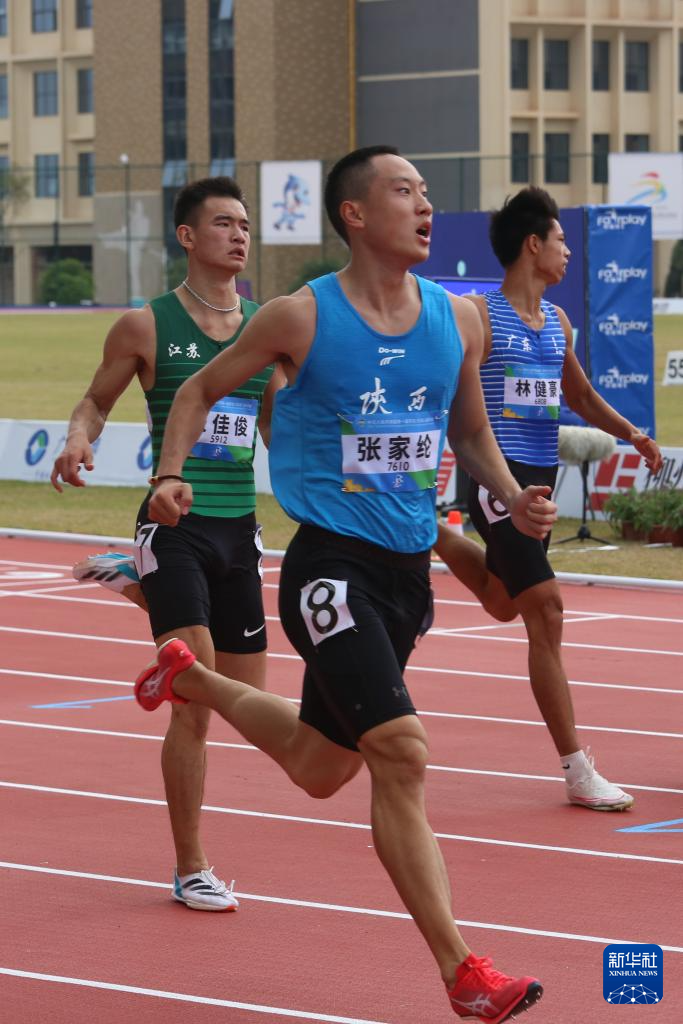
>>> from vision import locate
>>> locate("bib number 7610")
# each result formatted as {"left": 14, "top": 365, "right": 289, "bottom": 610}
{"left": 299, "top": 578, "right": 355, "bottom": 645}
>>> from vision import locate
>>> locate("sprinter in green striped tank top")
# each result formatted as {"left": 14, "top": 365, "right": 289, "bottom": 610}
{"left": 51, "top": 176, "right": 283, "bottom": 912}
{"left": 147, "top": 290, "right": 273, "bottom": 517}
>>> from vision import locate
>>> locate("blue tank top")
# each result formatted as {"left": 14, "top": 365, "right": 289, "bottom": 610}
{"left": 269, "top": 273, "right": 463, "bottom": 553}
{"left": 480, "top": 290, "right": 566, "bottom": 466}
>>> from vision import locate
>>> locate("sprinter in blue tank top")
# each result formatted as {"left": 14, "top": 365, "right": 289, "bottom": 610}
{"left": 435, "top": 186, "right": 662, "bottom": 815}
{"left": 136, "top": 148, "right": 558, "bottom": 1023}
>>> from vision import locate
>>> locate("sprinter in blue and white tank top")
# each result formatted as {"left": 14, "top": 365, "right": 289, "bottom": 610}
{"left": 435, "top": 186, "right": 662, "bottom": 816}
{"left": 142, "top": 149, "right": 558, "bottom": 1022}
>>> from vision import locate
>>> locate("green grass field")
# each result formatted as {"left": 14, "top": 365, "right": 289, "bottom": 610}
{"left": 1, "top": 309, "right": 682, "bottom": 581}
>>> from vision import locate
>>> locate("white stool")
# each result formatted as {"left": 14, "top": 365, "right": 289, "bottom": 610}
{"left": 555, "top": 426, "right": 616, "bottom": 544}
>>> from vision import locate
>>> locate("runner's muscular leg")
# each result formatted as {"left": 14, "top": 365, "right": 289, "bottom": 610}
{"left": 157, "top": 623, "right": 217, "bottom": 876}
{"left": 358, "top": 714, "right": 470, "bottom": 988}
{"left": 513, "top": 577, "right": 580, "bottom": 757}
{"left": 434, "top": 522, "right": 516, "bottom": 622}
{"left": 169, "top": 659, "right": 363, "bottom": 798}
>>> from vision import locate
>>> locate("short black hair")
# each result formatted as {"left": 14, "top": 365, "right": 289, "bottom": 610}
{"left": 173, "top": 176, "right": 247, "bottom": 230}
{"left": 324, "top": 145, "right": 400, "bottom": 242}
{"left": 489, "top": 186, "right": 560, "bottom": 267}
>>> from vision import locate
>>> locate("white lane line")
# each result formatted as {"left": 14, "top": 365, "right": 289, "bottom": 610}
{"left": 1, "top": 861, "right": 682, "bottom": 952}
{"left": 0, "top": 966, "right": 387, "bottom": 1023}
{"left": 4, "top": 663, "right": 681, "bottom": 697}
{"left": 428, "top": 629, "right": 683, "bottom": 657}
{"left": 2, "top": 780, "right": 682, "bottom": 866}
{"left": 2, "top": 719, "right": 681, "bottom": 794}
{"left": 4, "top": 622, "right": 678, "bottom": 659}
{"left": 1, "top": 558, "right": 682, "bottom": 622}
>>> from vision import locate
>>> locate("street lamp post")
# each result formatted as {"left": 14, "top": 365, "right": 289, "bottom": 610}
{"left": 119, "top": 153, "right": 131, "bottom": 306}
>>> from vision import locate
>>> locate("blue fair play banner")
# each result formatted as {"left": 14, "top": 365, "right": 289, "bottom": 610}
{"left": 603, "top": 944, "right": 663, "bottom": 1005}
{"left": 420, "top": 206, "right": 655, "bottom": 438}
{"left": 587, "top": 206, "right": 656, "bottom": 440}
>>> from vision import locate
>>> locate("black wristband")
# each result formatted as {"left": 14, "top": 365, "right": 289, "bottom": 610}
{"left": 148, "top": 474, "right": 185, "bottom": 486}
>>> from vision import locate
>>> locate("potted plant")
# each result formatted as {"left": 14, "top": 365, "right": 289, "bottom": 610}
{"left": 603, "top": 488, "right": 645, "bottom": 540}
{"left": 661, "top": 489, "right": 683, "bottom": 547}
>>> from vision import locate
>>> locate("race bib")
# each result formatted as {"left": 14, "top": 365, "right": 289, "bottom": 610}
{"left": 299, "top": 578, "right": 355, "bottom": 646}
{"left": 340, "top": 411, "right": 444, "bottom": 493}
{"left": 503, "top": 364, "right": 561, "bottom": 421}
{"left": 133, "top": 522, "right": 160, "bottom": 577}
{"left": 477, "top": 485, "right": 510, "bottom": 526}
{"left": 190, "top": 396, "right": 258, "bottom": 462}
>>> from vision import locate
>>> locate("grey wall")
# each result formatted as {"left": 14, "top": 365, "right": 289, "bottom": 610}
{"left": 356, "top": 0, "right": 480, "bottom": 211}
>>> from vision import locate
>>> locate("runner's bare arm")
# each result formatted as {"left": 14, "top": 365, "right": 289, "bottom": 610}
{"left": 258, "top": 363, "right": 287, "bottom": 448}
{"left": 50, "top": 307, "right": 156, "bottom": 492}
{"left": 150, "top": 291, "right": 315, "bottom": 525}
{"left": 557, "top": 306, "right": 662, "bottom": 473}
{"left": 446, "top": 296, "right": 557, "bottom": 539}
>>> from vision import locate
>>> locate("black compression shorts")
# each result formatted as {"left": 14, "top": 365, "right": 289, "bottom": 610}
{"left": 133, "top": 499, "right": 267, "bottom": 653}
{"left": 467, "top": 459, "right": 558, "bottom": 600}
{"left": 278, "top": 524, "right": 434, "bottom": 751}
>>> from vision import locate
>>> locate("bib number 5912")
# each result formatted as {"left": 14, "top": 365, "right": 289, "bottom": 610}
{"left": 299, "top": 578, "right": 355, "bottom": 645}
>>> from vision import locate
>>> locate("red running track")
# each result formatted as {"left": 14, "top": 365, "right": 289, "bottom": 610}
{"left": 0, "top": 535, "right": 682, "bottom": 1024}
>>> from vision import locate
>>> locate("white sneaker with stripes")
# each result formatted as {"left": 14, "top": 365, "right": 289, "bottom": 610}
{"left": 73, "top": 552, "right": 139, "bottom": 594}
{"left": 173, "top": 867, "right": 239, "bottom": 911}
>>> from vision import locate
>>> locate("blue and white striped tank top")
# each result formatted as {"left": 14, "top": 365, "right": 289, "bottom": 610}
{"left": 480, "top": 290, "right": 566, "bottom": 466}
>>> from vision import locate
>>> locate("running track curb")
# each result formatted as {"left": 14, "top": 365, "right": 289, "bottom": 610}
{"left": 2, "top": 527, "right": 682, "bottom": 591}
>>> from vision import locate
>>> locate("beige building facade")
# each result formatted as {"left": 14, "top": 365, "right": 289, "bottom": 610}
{"left": 1, "top": 0, "right": 683, "bottom": 304}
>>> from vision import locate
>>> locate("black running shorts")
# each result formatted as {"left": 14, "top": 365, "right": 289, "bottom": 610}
{"left": 278, "top": 524, "right": 433, "bottom": 751}
{"left": 133, "top": 498, "right": 267, "bottom": 654}
{"left": 467, "top": 459, "right": 559, "bottom": 600}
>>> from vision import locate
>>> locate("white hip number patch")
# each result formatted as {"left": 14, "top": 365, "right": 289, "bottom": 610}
{"left": 299, "top": 578, "right": 355, "bottom": 645}
{"left": 133, "top": 522, "right": 160, "bottom": 578}
{"left": 477, "top": 485, "right": 510, "bottom": 526}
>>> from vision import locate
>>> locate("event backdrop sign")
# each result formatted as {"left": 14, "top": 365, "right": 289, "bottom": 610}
{"left": 260, "top": 160, "right": 322, "bottom": 245}
{"left": 586, "top": 205, "right": 655, "bottom": 439}
{"left": 419, "top": 205, "right": 654, "bottom": 439}
{"left": 608, "top": 153, "right": 683, "bottom": 239}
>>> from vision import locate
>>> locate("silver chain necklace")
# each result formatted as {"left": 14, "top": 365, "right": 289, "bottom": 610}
{"left": 181, "top": 278, "right": 240, "bottom": 313}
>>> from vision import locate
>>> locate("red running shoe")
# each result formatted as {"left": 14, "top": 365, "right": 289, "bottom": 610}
{"left": 447, "top": 954, "right": 543, "bottom": 1023}
{"left": 134, "top": 638, "right": 196, "bottom": 711}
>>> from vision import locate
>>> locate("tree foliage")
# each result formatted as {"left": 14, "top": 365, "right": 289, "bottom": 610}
{"left": 38, "top": 258, "right": 94, "bottom": 306}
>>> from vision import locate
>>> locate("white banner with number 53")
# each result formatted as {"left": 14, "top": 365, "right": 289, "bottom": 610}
{"left": 662, "top": 350, "right": 683, "bottom": 386}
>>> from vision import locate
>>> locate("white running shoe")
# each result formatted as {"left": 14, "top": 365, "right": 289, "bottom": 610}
{"left": 565, "top": 751, "right": 634, "bottom": 811}
{"left": 73, "top": 552, "right": 139, "bottom": 594}
{"left": 173, "top": 868, "right": 239, "bottom": 912}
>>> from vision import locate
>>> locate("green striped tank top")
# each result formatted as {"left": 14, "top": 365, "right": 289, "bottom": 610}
{"left": 146, "top": 291, "right": 273, "bottom": 518}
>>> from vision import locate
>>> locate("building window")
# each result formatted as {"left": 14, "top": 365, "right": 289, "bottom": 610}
{"left": 679, "top": 134, "right": 683, "bottom": 152}
{"left": 0, "top": 154, "right": 9, "bottom": 185}
{"left": 510, "top": 39, "right": 529, "bottom": 90}
{"left": 679, "top": 42, "right": 683, "bottom": 93}
{"left": 511, "top": 132, "right": 530, "bottom": 183}
{"left": 625, "top": 41, "right": 649, "bottom": 91}
{"left": 76, "top": 0, "right": 93, "bottom": 29}
{"left": 625, "top": 133, "right": 649, "bottom": 152}
{"left": 0, "top": 0, "right": 7, "bottom": 37}
{"left": 78, "top": 152, "right": 94, "bottom": 196}
{"left": 209, "top": 0, "right": 235, "bottom": 170}
{"left": 0, "top": 75, "right": 7, "bottom": 119}
{"left": 544, "top": 40, "right": 569, "bottom": 90}
{"left": 592, "top": 134, "right": 609, "bottom": 184}
{"left": 77, "top": 68, "right": 93, "bottom": 114}
{"left": 162, "top": 0, "right": 186, "bottom": 163}
{"left": 544, "top": 132, "right": 570, "bottom": 183}
{"left": 34, "top": 70, "right": 58, "bottom": 116}
{"left": 35, "top": 154, "right": 59, "bottom": 197}
{"left": 32, "top": 0, "right": 58, "bottom": 33}
{"left": 593, "top": 40, "right": 610, "bottom": 90}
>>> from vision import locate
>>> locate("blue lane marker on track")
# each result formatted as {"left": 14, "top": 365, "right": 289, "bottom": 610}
{"left": 617, "top": 818, "right": 683, "bottom": 834}
{"left": 32, "top": 696, "right": 135, "bottom": 710}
